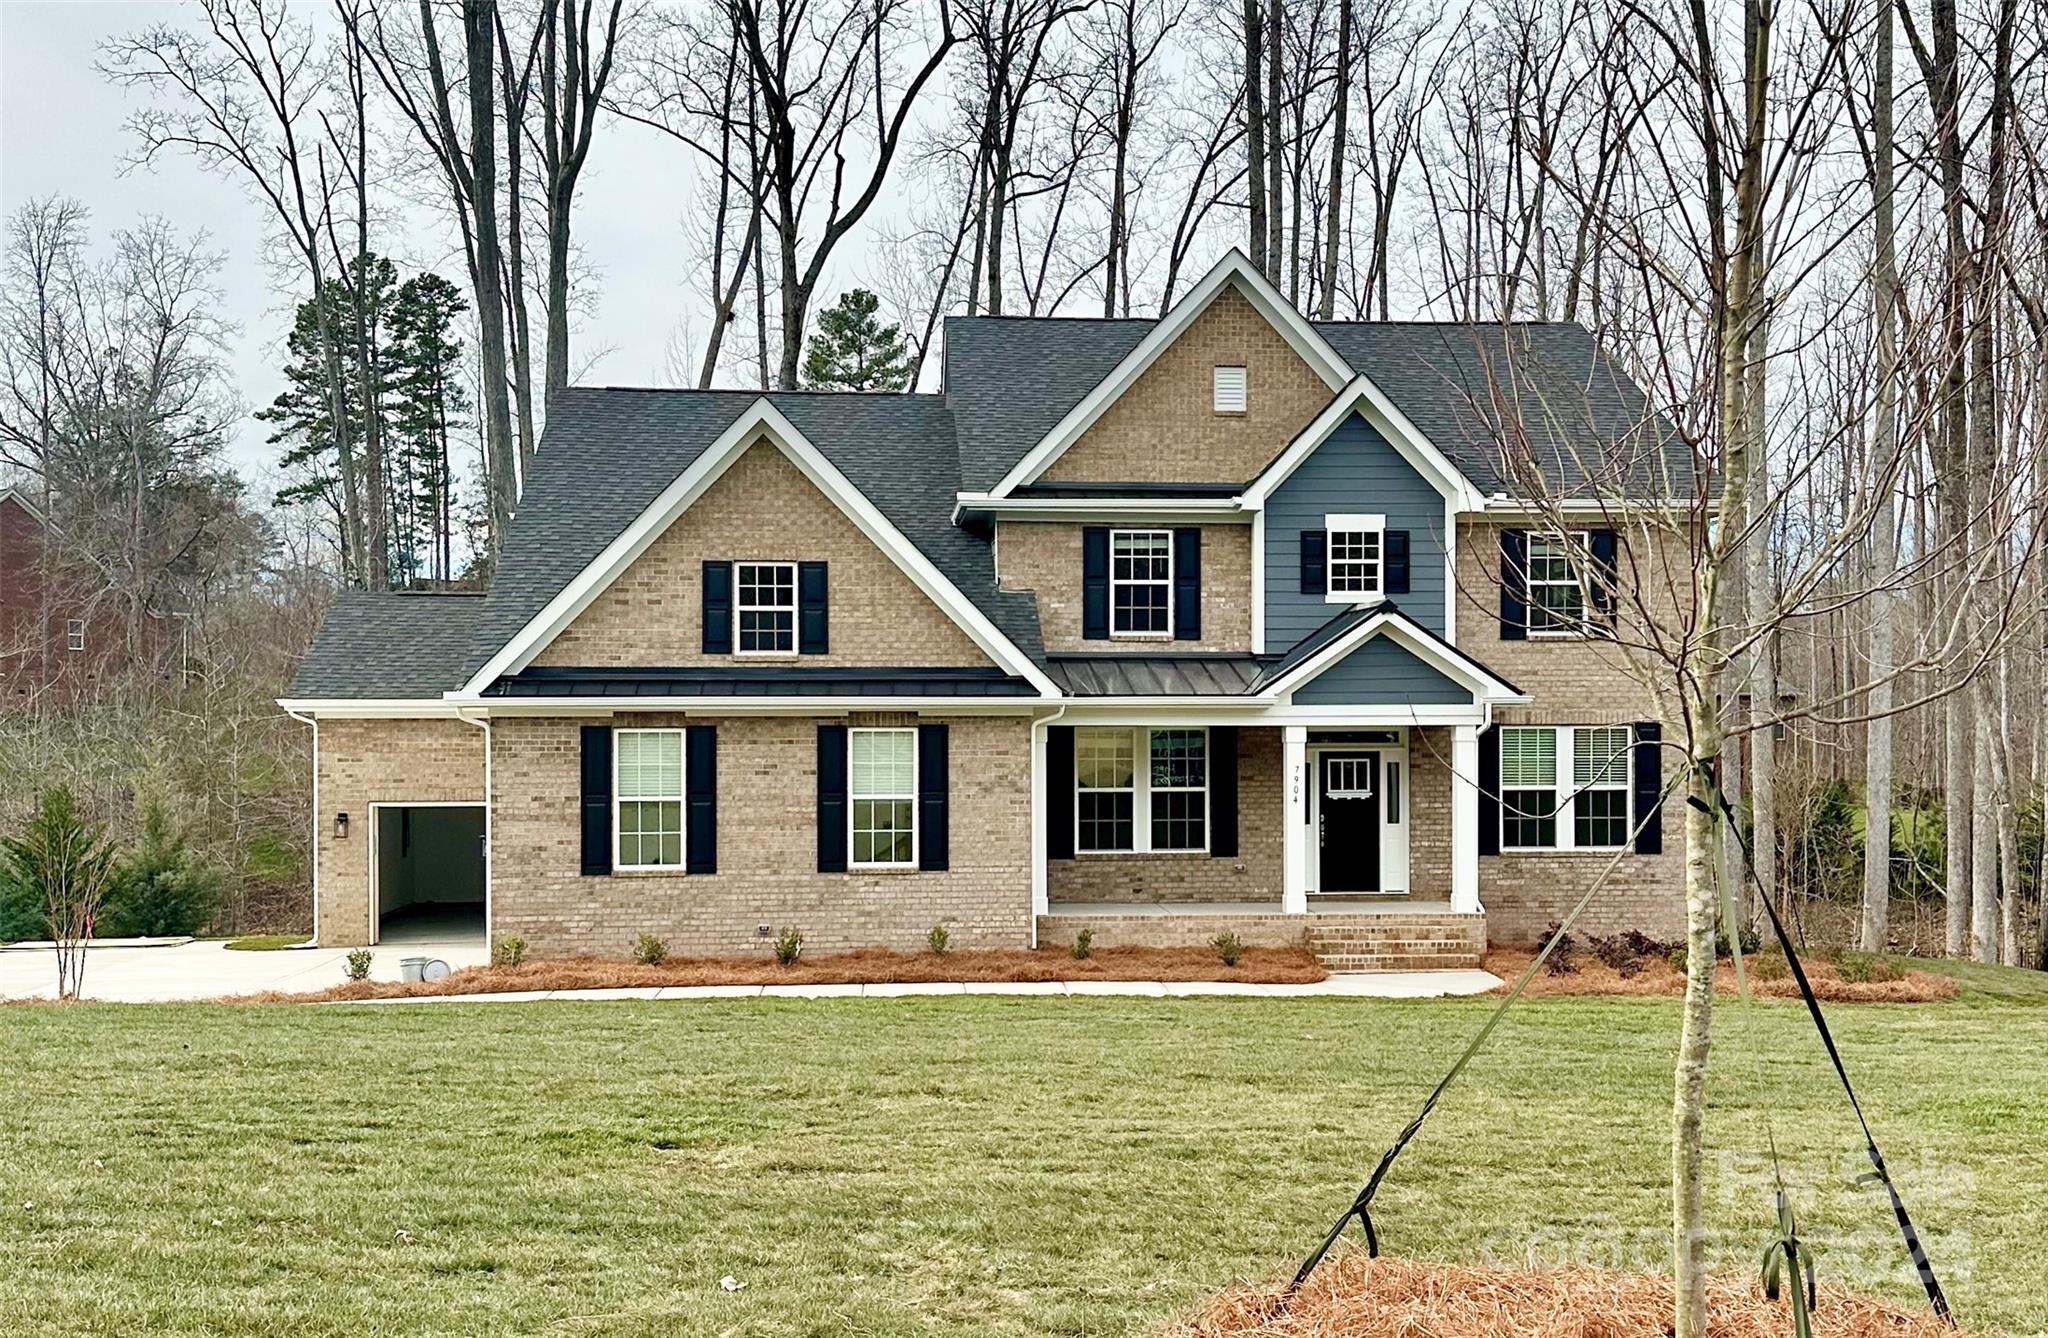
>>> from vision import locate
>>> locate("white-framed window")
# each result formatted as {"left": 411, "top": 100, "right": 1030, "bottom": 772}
{"left": 1527, "top": 532, "right": 1587, "bottom": 635}
{"left": 1326, "top": 513, "right": 1386, "bottom": 603}
{"left": 65, "top": 619, "right": 85, "bottom": 652}
{"left": 615, "top": 728, "right": 685, "bottom": 869}
{"left": 1074, "top": 727, "right": 1208, "bottom": 854}
{"left": 850, "top": 727, "right": 917, "bottom": 868}
{"left": 1110, "top": 529, "right": 1172, "bottom": 637}
{"left": 1499, "top": 725, "right": 1632, "bottom": 851}
{"left": 736, "top": 561, "right": 796, "bottom": 654}
{"left": 1212, "top": 365, "right": 1248, "bottom": 413}
{"left": 1572, "top": 725, "right": 1632, "bottom": 849}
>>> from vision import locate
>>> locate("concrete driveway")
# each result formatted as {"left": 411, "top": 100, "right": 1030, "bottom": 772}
{"left": 0, "top": 935, "right": 489, "bottom": 1002}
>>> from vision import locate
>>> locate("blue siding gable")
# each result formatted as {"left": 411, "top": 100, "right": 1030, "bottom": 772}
{"left": 1290, "top": 634, "right": 1471, "bottom": 705}
{"left": 1263, "top": 412, "right": 1447, "bottom": 646}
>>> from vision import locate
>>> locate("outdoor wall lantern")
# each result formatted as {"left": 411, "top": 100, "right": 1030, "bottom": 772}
{"left": 334, "top": 811, "right": 350, "bottom": 839}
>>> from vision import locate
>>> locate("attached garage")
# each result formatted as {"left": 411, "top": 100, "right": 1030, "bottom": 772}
{"left": 372, "top": 804, "right": 486, "bottom": 945}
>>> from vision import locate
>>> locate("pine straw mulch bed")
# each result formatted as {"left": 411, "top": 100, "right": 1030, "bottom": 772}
{"left": 233, "top": 944, "right": 1327, "bottom": 1003}
{"left": 1482, "top": 948, "right": 1958, "bottom": 1003}
{"left": 1168, "top": 1255, "right": 1965, "bottom": 1337}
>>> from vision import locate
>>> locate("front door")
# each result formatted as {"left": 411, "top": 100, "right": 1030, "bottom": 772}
{"left": 1318, "top": 752, "right": 1381, "bottom": 892}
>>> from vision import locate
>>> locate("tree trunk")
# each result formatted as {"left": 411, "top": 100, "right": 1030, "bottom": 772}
{"left": 1264, "top": 0, "right": 1284, "bottom": 284}
{"left": 464, "top": 0, "right": 518, "bottom": 543}
{"left": 1861, "top": 0, "right": 1897, "bottom": 950}
{"left": 1244, "top": 0, "right": 1266, "bottom": 266}
{"left": 1318, "top": 0, "right": 1349, "bottom": 320}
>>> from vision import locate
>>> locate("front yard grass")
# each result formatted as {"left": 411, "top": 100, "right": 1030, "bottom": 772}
{"left": 3, "top": 970, "right": 2045, "bottom": 1336}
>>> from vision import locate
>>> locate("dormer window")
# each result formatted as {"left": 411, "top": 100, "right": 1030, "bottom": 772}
{"left": 1325, "top": 514, "right": 1385, "bottom": 603}
{"left": 1212, "top": 365, "right": 1247, "bottom": 413}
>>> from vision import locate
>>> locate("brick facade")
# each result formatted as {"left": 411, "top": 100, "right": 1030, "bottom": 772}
{"left": 489, "top": 712, "right": 1035, "bottom": 958}
{"left": 314, "top": 718, "right": 488, "bottom": 946}
{"left": 535, "top": 442, "right": 995, "bottom": 670}
{"left": 1043, "top": 287, "right": 1334, "bottom": 485}
{"left": 995, "top": 520, "right": 1255, "bottom": 653}
{"left": 1049, "top": 727, "right": 1283, "bottom": 903}
{"left": 1453, "top": 518, "right": 1689, "bottom": 943}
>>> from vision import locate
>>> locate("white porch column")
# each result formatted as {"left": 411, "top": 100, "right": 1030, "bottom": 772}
{"left": 1029, "top": 718, "right": 1051, "bottom": 929}
{"left": 1282, "top": 726, "right": 1309, "bottom": 913}
{"left": 1450, "top": 723, "right": 1482, "bottom": 914}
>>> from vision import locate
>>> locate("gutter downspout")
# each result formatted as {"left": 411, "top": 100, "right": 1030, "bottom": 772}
{"left": 456, "top": 709, "right": 493, "bottom": 950}
{"left": 1028, "top": 703, "right": 1069, "bottom": 948}
{"left": 283, "top": 707, "right": 321, "bottom": 948}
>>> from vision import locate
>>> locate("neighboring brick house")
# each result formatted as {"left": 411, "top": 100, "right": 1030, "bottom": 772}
{"left": 0, "top": 487, "right": 128, "bottom": 709}
{"left": 282, "top": 252, "right": 1694, "bottom": 962}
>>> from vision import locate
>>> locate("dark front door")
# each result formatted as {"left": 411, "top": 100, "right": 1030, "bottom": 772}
{"left": 1318, "top": 752, "right": 1381, "bottom": 893}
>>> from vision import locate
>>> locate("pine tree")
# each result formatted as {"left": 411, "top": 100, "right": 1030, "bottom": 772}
{"left": 387, "top": 274, "right": 470, "bottom": 584}
{"left": 800, "top": 289, "right": 913, "bottom": 391}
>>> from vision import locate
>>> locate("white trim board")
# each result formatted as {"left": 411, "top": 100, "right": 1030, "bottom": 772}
{"left": 988, "top": 252, "right": 1354, "bottom": 496}
{"left": 454, "top": 398, "right": 1059, "bottom": 698}
{"left": 1261, "top": 608, "right": 1529, "bottom": 707}
{"left": 1241, "top": 375, "right": 1487, "bottom": 512}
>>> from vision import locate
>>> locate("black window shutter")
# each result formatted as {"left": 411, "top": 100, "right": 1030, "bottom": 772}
{"left": 685, "top": 725, "right": 717, "bottom": 874}
{"left": 1633, "top": 721, "right": 1664, "bottom": 855}
{"left": 1046, "top": 726, "right": 1075, "bottom": 859}
{"left": 798, "top": 561, "right": 829, "bottom": 654}
{"left": 1172, "top": 527, "right": 1202, "bottom": 640}
{"left": 1300, "top": 529, "right": 1327, "bottom": 595}
{"left": 816, "top": 725, "right": 848, "bottom": 872}
{"left": 1209, "top": 726, "right": 1239, "bottom": 857}
{"left": 1589, "top": 529, "right": 1619, "bottom": 624}
{"left": 1478, "top": 725, "right": 1501, "bottom": 857}
{"left": 1499, "top": 530, "right": 1528, "bottom": 640}
{"left": 702, "top": 560, "right": 734, "bottom": 654}
{"left": 579, "top": 725, "right": 613, "bottom": 875}
{"left": 1385, "top": 530, "right": 1411, "bottom": 595}
{"left": 1081, "top": 527, "right": 1110, "bottom": 640}
{"left": 918, "top": 723, "right": 949, "bottom": 871}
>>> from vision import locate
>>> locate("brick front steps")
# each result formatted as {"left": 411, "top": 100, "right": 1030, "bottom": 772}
{"left": 1036, "top": 905, "right": 1487, "bottom": 973}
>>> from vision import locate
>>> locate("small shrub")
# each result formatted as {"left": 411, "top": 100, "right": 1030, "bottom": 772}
{"left": 1070, "top": 927, "right": 1093, "bottom": 960}
{"left": 1588, "top": 934, "right": 1637, "bottom": 971}
{"left": 774, "top": 926, "right": 803, "bottom": 966}
{"left": 1540, "top": 922, "right": 1579, "bottom": 975}
{"left": 344, "top": 949, "right": 373, "bottom": 982}
{"left": 98, "top": 798, "right": 222, "bottom": 939}
{"left": 492, "top": 936, "right": 528, "bottom": 967}
{"left": 1751, "top": 950, "right": 1791, "bottom": 982}
{"left": 1621, "top": 929, "right": 1669, "bottom": 959}
{"left": 1716, "top": 921, "right": 1764, "bottom": 958}
{"left": 1832, "top": 950, "right": 1904, "bottom": 984}
{"left": 926, "top": 924, "right": 950, "bottom": 957}
{"left": 1211, "top": 930, "right": 1244, "bottom": 968}
{"left": 1668, "top": 945, "right": 1689, "bottom": 974}
{"left": 634, "top": 933, "right": 669, "bottom": 966}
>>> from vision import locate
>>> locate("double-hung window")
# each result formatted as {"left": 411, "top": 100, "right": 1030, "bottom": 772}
{"left": 615, "top": 728, "right": 685, "bottom": 869}
{"left": 1526, "top": 533, "right": 1587, "bottom": 634}
{"left": 1499, "top": 727, "right": 1557, "bottom": 850}
{"left": 1110, "top": 530, "right": 1172, "bottom": 636}
{"left": 1572, "top": 726, "right": 1632, "bottom": 849}
{"left": 65, "top": 619, "right": 85, "bottom": 652}
{"left": 1075, "top": 727, "right": 1208, "bottom": 853}
{"left": 1499, "top": 725, "right": 1632, "bottom": 851}
{"left": 736, "top": 561, "right": 796, "bottom": 654}
{"left": 1325, "top": 513, "right": 1385, "bottom": 602}
{"left": 850, "top": 727, "right": 916, "bottom": 868}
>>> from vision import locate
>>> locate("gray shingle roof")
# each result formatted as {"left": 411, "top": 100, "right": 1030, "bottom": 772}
{"left": 464, "top": 389, "right": 1044, "bottom": 688}
{"left": 289, "top": 591, "right": 485, "bottom": 699}
{"left": 943, "top": 314, "right": 1687, "bottom": 496}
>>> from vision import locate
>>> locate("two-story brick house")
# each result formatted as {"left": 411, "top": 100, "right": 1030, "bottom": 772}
{"left": 282, "top": 252, "right": 1691, "bottom": 964}
{"left": 1, "top": 486, "right": 129, "bottom": 709}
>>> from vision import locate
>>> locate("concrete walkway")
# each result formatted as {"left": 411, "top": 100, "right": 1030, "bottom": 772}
{"left": 332, "top": 969, "right": 1504, "bottom": 1006}
{"left": 0, "top": 935, "right": 490, "bottom": 1003}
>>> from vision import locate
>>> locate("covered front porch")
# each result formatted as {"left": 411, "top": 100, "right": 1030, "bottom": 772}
{"left": 1031, "top": 715, "right": 1491, "bottom": 968}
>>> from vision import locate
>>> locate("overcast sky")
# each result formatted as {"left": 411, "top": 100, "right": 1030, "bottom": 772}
{"left": 0, "top": 2, "right": 906, "bottom": 484}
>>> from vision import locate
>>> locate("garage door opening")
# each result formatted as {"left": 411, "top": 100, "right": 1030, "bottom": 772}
{"left": 373, "top": 805, "right": 485, "bottom": 945}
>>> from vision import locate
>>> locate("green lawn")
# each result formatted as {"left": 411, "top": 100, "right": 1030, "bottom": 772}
{"left": 4, "top": 971, "right": 2045, "bottom": 1337}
